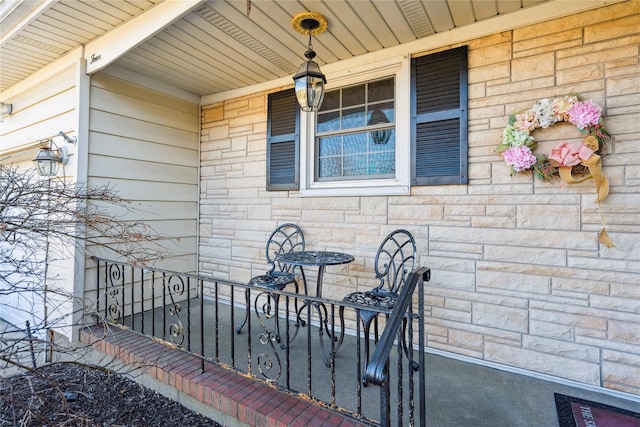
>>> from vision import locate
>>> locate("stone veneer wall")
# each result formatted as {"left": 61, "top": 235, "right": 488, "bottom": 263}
{"left": 199, "top": 1, "right": 640, "bottom": 396}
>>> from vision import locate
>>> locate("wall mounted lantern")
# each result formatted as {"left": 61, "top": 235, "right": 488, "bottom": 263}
{"left": 292, "top": 12, "right": 328, "bottom": 112}
{"left": 0, "top": 102, "right": 12, "bottom": 121}
{"left": 32, "top": 132, "right": 76, "bottom": 176}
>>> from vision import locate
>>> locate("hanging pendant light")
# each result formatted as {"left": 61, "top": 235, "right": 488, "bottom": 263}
{"left": 292, "top": 12, "right": 328, "bottom": 112}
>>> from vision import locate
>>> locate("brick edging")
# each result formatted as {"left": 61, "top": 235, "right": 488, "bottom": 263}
{"left": 80, "top": 325, "right": 366, "bottom": 427}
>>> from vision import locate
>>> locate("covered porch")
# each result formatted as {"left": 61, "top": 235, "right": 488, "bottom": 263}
{"left": 2, "top": 2, "right": 639, "bottom": 425}
{"left": 83, "top": 257, "right": 639, "bottom": 426}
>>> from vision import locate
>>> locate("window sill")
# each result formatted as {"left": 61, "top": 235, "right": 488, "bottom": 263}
{"left": 299, "top": 182, "right": 410, "bottom": 197}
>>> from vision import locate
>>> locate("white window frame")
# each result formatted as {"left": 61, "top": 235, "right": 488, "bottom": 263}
{"left": 299, "top": 56, "right": 411, "bottom": 197}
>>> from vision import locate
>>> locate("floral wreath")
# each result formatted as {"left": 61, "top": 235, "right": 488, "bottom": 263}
{"left": 495, "top": 95, "right": 614, "bottom": 247}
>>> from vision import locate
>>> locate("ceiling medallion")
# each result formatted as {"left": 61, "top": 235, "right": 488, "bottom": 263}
{"left": 292, "top": 12, "right": 328, "bottom": 36}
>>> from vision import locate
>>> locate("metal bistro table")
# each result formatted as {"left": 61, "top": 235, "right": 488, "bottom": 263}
{"left": 277, "top": 250, "right": 354, "bottom": 367}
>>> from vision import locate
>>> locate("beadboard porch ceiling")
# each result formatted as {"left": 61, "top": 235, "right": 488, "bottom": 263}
{"left": 0, "top": 0, "right": 611, "bottom": 97}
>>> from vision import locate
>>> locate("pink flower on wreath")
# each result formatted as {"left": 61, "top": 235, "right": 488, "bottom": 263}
{"left": 502, "top": 146, "right": 537, "bottom": 172}
{"left": 513, "top": 110, "right": 537, "bottom": 132}
{"left": 551, "top": 95, "right": 578, "bottom": 122}
{"left": 568, "top": 100, "right": 602, "bottom": 130}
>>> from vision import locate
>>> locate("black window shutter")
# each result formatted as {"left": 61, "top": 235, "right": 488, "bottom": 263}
{"left": 267, "top": 89, "right": 299, "bottom": 190}
{"left": 411, "top": 46, "right": 468, "bottom": 185}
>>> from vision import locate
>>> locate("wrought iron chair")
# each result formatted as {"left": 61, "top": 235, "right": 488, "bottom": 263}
{"left": 235, "top": 223, "right": 307, "bottom": 342}
{"left": 338, "top": 229, "right": 416, "bottom": 383}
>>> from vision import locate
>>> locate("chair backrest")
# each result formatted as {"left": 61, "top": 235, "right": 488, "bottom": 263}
{"left": 373, "top": 229, "right": 416, "bottom": 294}
{"left": 265, "top": 223, "right": 305, "bottom": 273}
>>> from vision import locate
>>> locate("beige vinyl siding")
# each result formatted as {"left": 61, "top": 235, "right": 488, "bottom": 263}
{"left": 0, "top": 65, "right": 79, "bottom": 331}
{"left": 0, "top": 66, "right": 78, "bottom": 166}
{"left": 87, "top": 73, "right": 199, "bottom": 273}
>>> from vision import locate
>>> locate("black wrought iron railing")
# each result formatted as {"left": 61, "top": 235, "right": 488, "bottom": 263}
{"left": 91, "top": 256, "right": 428, "bottom": 426}
{"left": 365, "top": 267, "right": 430, "bottom": 427}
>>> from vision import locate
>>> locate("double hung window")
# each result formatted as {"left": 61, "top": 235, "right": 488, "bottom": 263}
{"left": 316, "top": 77, "right": 395, "bottom": 181}
{"left": 266, "top": 46, "right": 468, "bottom": 195}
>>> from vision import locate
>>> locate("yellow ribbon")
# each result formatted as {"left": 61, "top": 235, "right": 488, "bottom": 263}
{"left": 557, "top": 136, "right": 614, "bottom": 248}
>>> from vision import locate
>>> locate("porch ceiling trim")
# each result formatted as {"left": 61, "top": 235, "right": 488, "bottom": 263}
{"left": 201, "top": 0, "right": 628, "bottom": 105}
{"left": 0, "top": 0, "right": 55, "bottom": 46}
{"left": 84, "top": 0, "right": 206, "bottom": 75}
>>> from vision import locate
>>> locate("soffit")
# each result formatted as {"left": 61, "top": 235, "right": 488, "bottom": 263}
{"left": 0, "top": 0, "right": 594, "bottom": 97}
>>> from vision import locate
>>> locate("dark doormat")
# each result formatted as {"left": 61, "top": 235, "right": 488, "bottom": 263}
{"left": 555, "top": 393, "right": 640, "bottom": 427}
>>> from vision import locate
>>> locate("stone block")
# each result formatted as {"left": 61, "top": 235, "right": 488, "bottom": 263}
{"left": 485, "top": 245, "right": 567, "bottom": 267}
{"left": 359, "top": 197, "right": 388, "bottom": 215}
{"left": 556, "top": 64, "right": 604, "bottom": 86}
{"left": 607, "top": 73, "right": 640, "bottom": 97}
{"left": 473, "top": 302, "right": 528, "bottom": 333}
{"left": 445, "top": 298, "right": 471, "bottom": 312}
{"left": 425, "top": 322, "right": 448, "bottom": 338}
{"left": 575, "top": 327, "right": 607, "bottom": 339}
{"left": 486, "top": 341, "right": 600, "bottom": 384}
{"left": 558, "top": 46, "right": 638, "bottom": 70}
{"left": 513, "top": 29, "right": 582, "bottom": 53}
{"left": 477, "top": 270, "right": 551, "bottom": 294}
{"left": 388, "top": 204, "right": 443, "bottom": 221}
{"left": 530, "top": 320, "right": 573, "bottom": 340}
{"left": 602, "top": 349, "right": 640, "bottom": 366}
{"left": 302, "top": 209, "right": 345, "bottom": 223}
{"left": 209, "top": 125, "right": 230, "bottom": 140}
{"left": 552, "top": 277, "right": 609, "bottom": 295}
{"left": 516, "top": 204, "right": 581, "bottom": 230}
{"left": 530, "top": 306, "right": 607, "bottom": 331}
{"left": 468, "top": 61, "right": 511, "bottom": 85}
{"left": 203, "top": 105, "right": 224, "bottom": 123}
{"left": 448, "top": 329, "right": 483, "bottom": 351}
{"left": 486, "top": 76, "right": 556, "bottom": 97}
{"left": 611, "top": 283, "right": 640, "bottom": 299}
{"left": 468, "top": 42, "right": 511, "bottom": 67}
{"left": 608, "top": 321, "right": 640, "bottom": 344}
{"left": 522, "top": 335, "right": 599, "bottom": 362}
{"left": 603, "top": 359, "right": 640, "bottom": 390}
{"left": 584, "top": 15, "right": 640, "bottom": 44}
{"left": 431, "top": 307, "right": 472, "bottom": 324}
{"left": 511, "top": 53, "right": 554, "bottom": 82}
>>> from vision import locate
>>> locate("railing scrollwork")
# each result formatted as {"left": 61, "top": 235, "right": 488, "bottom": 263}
{"left": 106, "top": 263, "right": 124, "bottom": 323}
{"left": 163, "top": 273, "right": 185, "bottom": 346}
{"left": 92, "top": 257, "right": 427, "bottom": 426}
{"left": 253, "top": 290, "right": 282, "bottom": 383}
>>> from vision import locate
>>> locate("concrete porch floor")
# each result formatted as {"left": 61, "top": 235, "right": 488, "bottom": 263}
{"left": 75, "top": 298, "right": 640, "bottom": 427}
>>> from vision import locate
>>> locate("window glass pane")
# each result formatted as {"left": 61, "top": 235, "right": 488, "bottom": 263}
{"left": 370, "top": 129, "right": 395, "bottom": 150}
{"left": 369, "top": 101, "right": 394, "bottom": 125}
{"left": 319, "top": 136, "right": 342, "bottom": 157}
{"left": 322, "top": 89, "right": 340, "bottom": 110}
{"left": 318, "top": 110, "right": 340, "bottom": 133}
{"left": 342, "top": 107, "right": 366, "bottom": 129}
{"left": 343, "top": 132, "right": 367, "bottom": 155}
{"left": 370, "top": 152, "right": 395, "bottom": 174}
{"left": 343, "top": 154, "right": 366, "bottom": 176}
{"left": 368, "top": 78, "right": 394, "bottom": 102}
{"left": 342, "top": 85, "right": 365, "bottom": 107}
{"left": 319, "top": 156, "right": 341, "bottom": 177}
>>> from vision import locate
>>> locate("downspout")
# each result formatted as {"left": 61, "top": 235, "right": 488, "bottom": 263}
{"left": 196, "top": 103, "right": 202, "bottom": 274}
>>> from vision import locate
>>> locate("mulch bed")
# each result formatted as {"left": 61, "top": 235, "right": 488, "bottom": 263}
{"left": 0, "top": 363, "right": 222, "bottom": 426}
